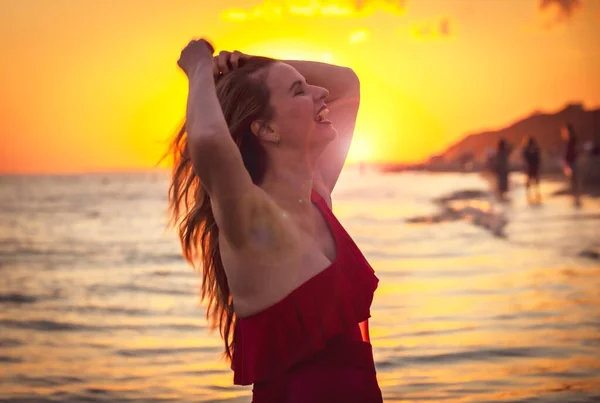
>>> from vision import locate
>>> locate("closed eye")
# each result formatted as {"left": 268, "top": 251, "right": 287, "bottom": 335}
{"left": 289, "top": 80, "right": 306, "bottom": 96}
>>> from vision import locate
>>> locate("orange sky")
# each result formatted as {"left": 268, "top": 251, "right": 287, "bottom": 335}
{"left": 1, "top": 0, "right": 599, "bottom": 174}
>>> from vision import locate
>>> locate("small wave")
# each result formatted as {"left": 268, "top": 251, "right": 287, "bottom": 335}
{"left": 207, "top": 385, "right": 238, "bottom": 392}
{"left": 120, "top": 284, "right": 195, "bottom": 296}
{"left": 6, "top": 245, "right": 70, "bottom": 257}
{"left": 546, "top": 213, "right": 600, "bottom": 222}
{"left": 12, "top": 374, "right": 84, "bottom": 387}
{"left": 0, "top": 355, "right": 22, "bottom": 363}
{"left": 400, "top": 346, "right": 567, "bottom": 366}
{"left": 442, "top": 288, "right": 509, "bottom": 296}
{"left": 433, "top": 189, "right": 489, "bottom": 204}
{"left": 78, "top": 342, "right": 113, "bottom": 349}
{"left": 407, "top": 268, "right": 496, "bottom": 279}
{"left": 0, "top": 338, "right": 23, "bottom": 347}
{"left": 85, "top": 210, "right": 101, "bottom": 219}
{"left": 121, "top": 323, "right": 205, "bottom": 332}
{"left": 85, "top": 388, "right": 110, "bottom": 395}
{"left": 0, "top": 293, "right": 37, "bottom": 304}
{"left": 168, "top": 369, "right": 228, "bottom": 377}
{"left": 0, "top": 319, "right": 97, "bottom": 332}
{"left": 68, "top": 305, "right": 152, "bottom": 317}
{"left": 375, "top": 360, "right": 395, "bottom": 369}
{"left": 490, "top": 311, "right": 555, "bottom": 321}
{"left": 335, "top": 188, "right": 397, "bottom": 200}
{"left": 88, "top": 283, "right": 195, "bottom": 297}
{"left": 152, "top": 253, "right": 185, "bottom": 264}
{"left": 346, "top": 215, "right": 406, "bottom": 226}
{"left": 405, "top": 325, "right": 480, "bottom": 337}
{"left": 0, "top": 319, "right": 204, "bottom": 333}
{"left": 524, "top": 321, "right": 600, "bottom": 331}
{"left": 0, "top": 243, "right": 186, "bottom": 271}
{"left": 116, "top": 346, "right": 219, "bottom": 358}
{"left": 149, "top": 269, "right": 197, "bottom": 279}
{"left": 152, "top": 269, "right": 174, "bottom": 276}
{"left": 46, "top": 389, "right": 182, "bottom": 403}
{"left": 581, "top": 337, "right": 600, "bottom": 347}
{"left": 364, "top": 249, "right": 464, "bottom": 261}
{"left": 123, "top": 251, "right": 186, "bottom": 266}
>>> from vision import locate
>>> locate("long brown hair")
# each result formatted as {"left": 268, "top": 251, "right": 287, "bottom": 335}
{"left": 167, "top": 56, "right": 276, "bottom": 360}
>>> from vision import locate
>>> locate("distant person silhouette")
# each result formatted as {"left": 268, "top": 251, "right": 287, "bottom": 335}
{"left": 591, "top": 142, "right": 600, "bottom": 157}
{"left": 522, "top": 137, "right": 541, "bottom": 203}
{"left": 562, "top": 123, "right": 581, "bottom": 207}
{"left": 495, "top": 138, "right": 512, "bottom": 201}
{"left": 358, "top": 162, "right": 366, "bottom": 176}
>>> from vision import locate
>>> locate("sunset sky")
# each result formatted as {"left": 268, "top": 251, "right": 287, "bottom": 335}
{"left": 1, "top": 0, "right": 599, "bottom": 173}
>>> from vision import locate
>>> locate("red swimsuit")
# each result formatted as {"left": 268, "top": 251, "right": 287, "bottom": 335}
{"left": 231, "top": 190, "right": 383, "bottom": 403}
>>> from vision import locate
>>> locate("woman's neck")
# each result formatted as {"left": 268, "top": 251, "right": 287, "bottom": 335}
{"left": 261, "top": 157, "right": 317, "bottom": 213}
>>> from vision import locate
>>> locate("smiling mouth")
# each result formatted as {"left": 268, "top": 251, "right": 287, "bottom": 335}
{"left": 315, "top": 106, "right": 331, "bottom": 124}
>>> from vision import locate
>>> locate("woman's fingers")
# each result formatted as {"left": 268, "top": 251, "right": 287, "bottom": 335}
{"left": 199, "top": 39, "right": 215, "bottom": 55}
{"left": 217, "top": 51, "right": 231, "bottom": 74}
{"left": 229, "top": 50, "right": 244, "bottom": 68}
{"left": 212, "top": 50, "right": 247, "bottom": 77}
{"left": 212, "top": 57, "right": 221, "bottom": 77}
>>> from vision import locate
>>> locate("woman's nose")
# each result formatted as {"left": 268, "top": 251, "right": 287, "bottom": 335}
{"left": 313, "top": 86, "right": 329, "bottom": 101}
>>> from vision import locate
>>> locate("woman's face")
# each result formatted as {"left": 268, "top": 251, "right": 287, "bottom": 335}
{"left": 262, "top": 62, "right": 337, "bottom": 150}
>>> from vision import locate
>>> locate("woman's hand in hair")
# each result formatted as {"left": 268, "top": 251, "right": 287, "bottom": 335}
{"left": 212, "top": 50, "right": 250, "bottom": 78}
{"left": 178, "top": 38, "right": 215, "bottom": 79}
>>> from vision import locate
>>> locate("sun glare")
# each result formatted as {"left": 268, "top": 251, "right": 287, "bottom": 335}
{"left": 347, "top": 135, "right": 372, "bottom": 163}
{"left": 242, "top": 39, "right": 338, "bottom": 64}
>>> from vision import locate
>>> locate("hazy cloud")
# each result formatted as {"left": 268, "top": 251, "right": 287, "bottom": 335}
{"left": 412, "top": 18, "right": 452, "bottom": 39}
{"left": 221, "top": 0, "right": 406, "bottom": 22}
{"left": 349, "top": 28, "right": 370, "bottom": 43}
{"left": 539, "top": 0, "right": 582, "bottom": 20}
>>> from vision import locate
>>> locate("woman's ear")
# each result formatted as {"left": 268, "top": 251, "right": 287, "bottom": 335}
{"left": 251, "top": 120, "right": 279, "bottom": 145}
{"left": 250, "top": 120, "right": 264, "bottom": 137}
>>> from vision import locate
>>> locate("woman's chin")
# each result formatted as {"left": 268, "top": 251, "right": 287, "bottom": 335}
{"left": 303, "top": 123, "right": 338, "bottom": 148}
{"left": 315, "top": 123, "right": 338, "bottom": 142}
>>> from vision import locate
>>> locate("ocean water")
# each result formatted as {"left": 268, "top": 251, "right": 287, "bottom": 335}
{"left": 1, "top": 170, "right": 599, "bottom": 403}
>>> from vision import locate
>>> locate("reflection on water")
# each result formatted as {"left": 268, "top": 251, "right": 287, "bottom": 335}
{"left": 0, "top": 171, "right": 599, "bottom": 402}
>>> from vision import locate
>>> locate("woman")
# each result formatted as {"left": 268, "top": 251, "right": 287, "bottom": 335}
{"left": 168, "top": 38, "right": 382, "bottom": 402}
